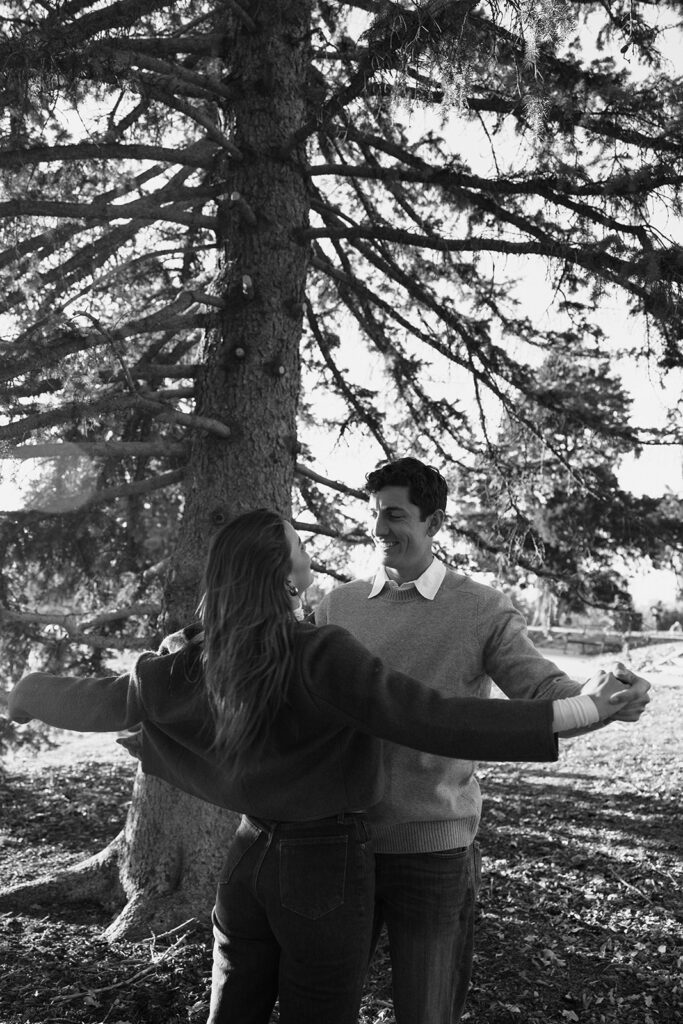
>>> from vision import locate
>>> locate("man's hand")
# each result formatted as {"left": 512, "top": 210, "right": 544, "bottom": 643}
{"left": 604, "top": 662, "right": 651, "bottom": 721}
{"left": 582, "top": 661, "right": 651, "bottom": 723}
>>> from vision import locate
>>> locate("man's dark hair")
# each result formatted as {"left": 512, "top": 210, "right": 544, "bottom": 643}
{"left": 365, "top": 457, "right": 448, "bottom": 520}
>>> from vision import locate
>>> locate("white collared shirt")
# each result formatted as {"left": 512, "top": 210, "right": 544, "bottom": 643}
{"left": 367, "top": 557, "right": 447, "bottom": 601}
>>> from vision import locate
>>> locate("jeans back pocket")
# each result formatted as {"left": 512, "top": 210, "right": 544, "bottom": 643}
{"left": 279, "top": 835, "right": 348, "bottom": 919}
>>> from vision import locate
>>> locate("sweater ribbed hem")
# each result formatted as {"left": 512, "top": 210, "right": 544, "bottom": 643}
{"left": 371, "top": 815, "right": 480, "bottom": 854}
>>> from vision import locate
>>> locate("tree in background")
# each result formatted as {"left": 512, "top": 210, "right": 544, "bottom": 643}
{"left": 464, "top": 351, "right": 683, "bottom": 623}
{"left": 0, "top": 0, "right": 682, "bottom": 937}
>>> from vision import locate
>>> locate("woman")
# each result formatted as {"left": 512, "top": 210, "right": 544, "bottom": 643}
{"left": 9, "top": 509, "right": 633, "bottom": 1024}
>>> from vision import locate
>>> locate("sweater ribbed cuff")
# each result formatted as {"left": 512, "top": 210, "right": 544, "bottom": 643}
{"left": 552, "top": 694, "right": 599, "bottom": 732}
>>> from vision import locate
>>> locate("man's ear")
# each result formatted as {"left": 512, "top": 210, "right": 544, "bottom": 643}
{"left": 427, "top": 509, "right": 445, "bottom": 536}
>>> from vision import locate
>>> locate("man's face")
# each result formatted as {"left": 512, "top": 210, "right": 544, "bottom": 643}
{"left": 368, "top": 485, "right": 442, "bottom": 581}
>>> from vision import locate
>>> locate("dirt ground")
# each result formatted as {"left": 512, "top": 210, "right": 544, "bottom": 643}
{"left": 1, "top": 647, "right": 681, "bottom": 1024}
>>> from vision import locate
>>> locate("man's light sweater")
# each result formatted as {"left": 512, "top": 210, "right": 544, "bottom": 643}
{"left": 316, "top": 570, "right": 582, "bottom": 855}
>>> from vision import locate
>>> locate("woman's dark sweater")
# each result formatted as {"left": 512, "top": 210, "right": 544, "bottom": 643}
{"left": 9, "top": 622, "right": 558, "bottom": 820}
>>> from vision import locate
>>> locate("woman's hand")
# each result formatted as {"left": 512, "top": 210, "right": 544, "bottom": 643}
{"left": 582, "top": 663, "right": 651, "bottom": 722}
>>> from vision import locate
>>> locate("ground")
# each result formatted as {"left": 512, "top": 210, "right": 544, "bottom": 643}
{"left": 0, "top": 648, "right": 681, "bottom": 1024}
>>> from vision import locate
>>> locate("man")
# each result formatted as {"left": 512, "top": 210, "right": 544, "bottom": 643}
{"left": 315, "top": 456, "right": 650, "bottom": 1024}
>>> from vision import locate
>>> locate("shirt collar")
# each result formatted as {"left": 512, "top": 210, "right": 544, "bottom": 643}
{"left": 368, "top": 558, "right": 446, "bottom": 601}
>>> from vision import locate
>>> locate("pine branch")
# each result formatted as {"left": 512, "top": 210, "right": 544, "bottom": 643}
{"left": 0, "top": 330, "right": 108, "bottom": 385}
{"left": 308, "top": 219, "right": 665, "bottom": 316}
{"left": 97, "top": 45, "right": 240, "bottom": 103}
{"left": 311, "top": 248, "right": 480, "bottom": 463}
{"left": 294, "top": 463, "right": 366, "bottom": 501}
{"left": 309, "top": 199, "right": 491, "bottom": 356}
{"left": 461, "top": 91, "right": 683, "bottom": 156}
{"left": 127, "top": 80, "right": 243, "bottom": 159}
{"left": 0, "top": 223, "right": 144, "bottom": 319}
{"left": 134, "top": 393, "right": 232, "bottom": 439}
{"left": 312, "top": 139, "right": 503, "bottom": 443}
{"left": 305, "top": 299, "right": 393, "bottom": 458}
{"left": 114, "top": 34, "right": 227, "bottom": 57}
{"left": 1, "top": 441, "right": 187, "bottom": 460}
{"left": 117, "top": 301, "right": 218, "bottom": 339}
{"left": 311, "top": 157, "right": 683, "bottom": 204}
{"left": 292, "top": 519, "right": 369, "bottom": 545}
{"left": 0, "top": 382, "right": 216, "bottom": 443}
{"left": 303, "top": 223, "right": 633, "bottom": 277}
{"left": 100, "top": 364, "right": 200, "bottom": 383}
{"left": 0, "top": 196, "right": 216, "bottom": 231}
{"left": 312, "top": 155, "right": 657, "bottom": 247}
{"left": 0, "top": 604, "right": 161, "bottom": 650}
{"left": 331, "top": 231, "right": 618, "bottom": 468}
{"left": 310, "top": 247, "right": 431, "bottom": 345}
{"left": 309, "top": 560, "right": 352, "bottom": 584}
{"left": 41, "top": 0, "right": 179, "bottom": 44}
{"left": 0, "top": 393, "right": 145, "bottom": 441}
{"left": 282, "top": 1, "right": 477, "bottom": 153}
{"left": 0, "top": 469, "right": 184, "bottom": 516}
{"left": 0, "top": 141, "right": 216, "bottom": 170}
{"left": 0, "top": 603, "right": 159, "bottom": 632}
{"left": 1, "top": 308, "right": 213, "bottom": 386}
{"left": 0, "top": 157, "right": 179, "bottom": 276}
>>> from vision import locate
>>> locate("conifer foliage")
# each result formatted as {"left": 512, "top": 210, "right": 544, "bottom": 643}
{"left": 1, "top": 0, "right": 682, "bottom": 939}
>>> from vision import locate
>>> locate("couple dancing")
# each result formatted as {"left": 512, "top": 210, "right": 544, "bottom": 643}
{"left": 9, "top": 457, "right": 650, "bottom": 1024}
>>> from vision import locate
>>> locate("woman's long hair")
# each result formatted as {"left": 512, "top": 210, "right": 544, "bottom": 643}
{"left": 198, "top": 508, "right": 296, "bottom": 758}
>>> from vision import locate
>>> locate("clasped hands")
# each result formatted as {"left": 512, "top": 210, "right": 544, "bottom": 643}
{"left": 582, "top": 661, "right": 651, "bottom": 723}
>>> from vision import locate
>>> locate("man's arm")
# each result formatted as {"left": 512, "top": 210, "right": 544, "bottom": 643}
{"left": 482, "top": 592, "right": 582, "bottom": 699}
{"left": 481, "top": 593, "right": 650, "bottom": 728}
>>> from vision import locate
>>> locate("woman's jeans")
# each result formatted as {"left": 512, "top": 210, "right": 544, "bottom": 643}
{"left": 207, "top": 812, "right": 375, "bottom": 1024}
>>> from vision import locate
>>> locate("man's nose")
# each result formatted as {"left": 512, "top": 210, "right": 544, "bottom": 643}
{"left": 373, "top": 515, "right": 389, "bottom": 537}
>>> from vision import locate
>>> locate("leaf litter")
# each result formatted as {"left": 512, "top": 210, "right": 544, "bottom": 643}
{"left": 0, "top": 668, "right": 681, "bottom": 1023}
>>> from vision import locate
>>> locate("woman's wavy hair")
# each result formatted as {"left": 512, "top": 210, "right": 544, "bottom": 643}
{"left": 197, "top": 508, "right": 295, "bottom": 758}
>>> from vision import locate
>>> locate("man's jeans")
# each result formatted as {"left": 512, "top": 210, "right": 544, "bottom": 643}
{"left": 208, "top": 812, "right": 375, "bottom": 1024}
{"left": 374, "top": 842, "right": 482, "bottom": 1024}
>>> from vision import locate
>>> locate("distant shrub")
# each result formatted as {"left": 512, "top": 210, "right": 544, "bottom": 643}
{"left": 659, "top": 606, "right": 683, "bottom": 631}
{"left": 0, "top": 715, "right": 54, "bottom": 764}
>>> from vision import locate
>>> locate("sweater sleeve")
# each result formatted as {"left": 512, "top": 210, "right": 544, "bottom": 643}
{"left": 481, "top": 591, "right": 582, "bottom": 700}
{"left": 8, "top": 657, "right": 151, "bottom": 732}
{"left": 300, "top": 625, "right": 558, "bottom": 763}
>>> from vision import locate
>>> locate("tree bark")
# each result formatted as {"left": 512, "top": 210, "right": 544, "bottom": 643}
{"left": 0, "top": 0, "right": 313, "bottom": 941}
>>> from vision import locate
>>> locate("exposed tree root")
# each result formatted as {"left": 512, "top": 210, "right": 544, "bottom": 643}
{"left": 0, "top": 833, "right": 125, "bottom": 914}
{"left": 0, "top": 769, "right": 241, "bottom": 942}
{"left": 102, "top": 889, "right": 207, "bottom": 943}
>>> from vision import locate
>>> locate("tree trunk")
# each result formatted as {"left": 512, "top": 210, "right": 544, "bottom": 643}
{"left": 0, "top": 0, "right": 313, "bottom": 941}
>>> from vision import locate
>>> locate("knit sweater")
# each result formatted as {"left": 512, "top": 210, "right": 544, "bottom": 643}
{"left": 9, "top": 622, "right": 559, "bottom": 822}
{"left": 316, "top": 571, "right": 581, "bottom": 853}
